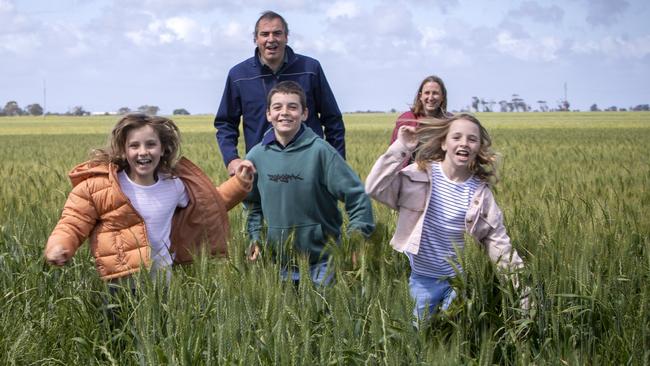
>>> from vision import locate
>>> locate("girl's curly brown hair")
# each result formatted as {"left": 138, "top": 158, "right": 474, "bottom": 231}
{"left": 89, "top": 113, "right": 181, "bottom": 176}
{"left": 414, "top": 113, "right": 499, "bottom": 183}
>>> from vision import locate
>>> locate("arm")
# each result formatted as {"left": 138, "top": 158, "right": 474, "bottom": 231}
{"left": 478, "top": 191, "right": 528, "bottom": 309}
{"left": 245, "top": 176, "right": 264, "bottom": 250}
{"left": 365, "top": 126, "right": 418, "bottom": 210}
{"left": 215, "top": 160, "right": 255, "bottom": 211}
{"left": 325, "top": 153, "right": 375, "bottom": 238}
{"left": 44, "top": 182, "right": 99, "bottom": 265}
{"left": 314, "top": 63, "right": 346, "bottom": 159}
{"left": 480, "top": 191, "right": 524, "bottom": 272}
{"left": 214, "top": 74, "right": 243, "bottom": 169}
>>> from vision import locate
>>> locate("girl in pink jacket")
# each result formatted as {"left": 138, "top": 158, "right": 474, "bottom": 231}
{"left": 366, "top": 113, "right": 527, "bottom": 322}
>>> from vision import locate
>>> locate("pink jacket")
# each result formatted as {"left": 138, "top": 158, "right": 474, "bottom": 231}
{"left": 365, "top": 140, "right": 524, "bottom": 272}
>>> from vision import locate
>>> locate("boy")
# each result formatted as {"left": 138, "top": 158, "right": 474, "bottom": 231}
{"left": 245, "top": 81, "right": 374, "bottom": 286}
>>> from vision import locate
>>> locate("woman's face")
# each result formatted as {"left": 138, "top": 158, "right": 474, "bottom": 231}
{"left": 419, "top": 81, "right": 443, "bottom": 117}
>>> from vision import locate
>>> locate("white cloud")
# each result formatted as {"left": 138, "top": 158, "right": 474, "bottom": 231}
{"left": 0, "top": 0, "right": 14, "bottom": 13}
{"left": 419, "top": 26, "right": 446, "bottom": 49}
{"left": 125, "top": 16, "right": 209, "bottom": 46}
{"left": 224, "top": 21, "right": 244, "bottom": 38}
{"left": 494, "top": 31, "right": 562, "bottom": 62}
{"left": 0, "top": 33, "right": 41, "bottom": 54}
{"left": 309, "top": 38, "right": 348, "bottom": 55}
{"left": 573, "top": 35, "right": 650, "bottom": 59}
{"left": 326, "top": 1, "right": 359, "bottom": 19}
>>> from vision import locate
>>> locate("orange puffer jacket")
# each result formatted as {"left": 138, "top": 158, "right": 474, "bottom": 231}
{"left": 44, "top": 157, "right": 251, "bottom": 280}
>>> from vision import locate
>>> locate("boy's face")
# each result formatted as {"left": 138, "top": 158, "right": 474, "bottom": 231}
{"left": 266, "top": 92, "right": 308, "bottom": 143}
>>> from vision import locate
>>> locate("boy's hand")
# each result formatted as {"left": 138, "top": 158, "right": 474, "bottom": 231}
{"left": 397, "top": 125, "right": 418, "bottom": 150}
{"left": 236, "top": 160, "right": 256, "bottom": 183}
{"left": 349, "top": 231, "right": 367, "bottom": 269}
{"left": 45, "top": 244, "right": 69, "bottom": 266}
{"left": 247, "top": 242, "right": 260, "bottom": 261}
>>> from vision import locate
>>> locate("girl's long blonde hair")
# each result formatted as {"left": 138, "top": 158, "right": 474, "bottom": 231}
{"left": 414, "top": 113, "right": 498, "bottom": 183}
{"left": 90, "top": 113, "right": 181, "bottom": 175}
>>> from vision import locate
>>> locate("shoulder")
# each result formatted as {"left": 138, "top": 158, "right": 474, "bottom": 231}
{"left": 395, "top": 112, "right": 418, "bottom": 128}
{"left": 398, "top": 111, "right": 417, "bottom": 120}
{"left": 246, "top": 143, "right": 265, "bottom": 160}
{"left": 313, "top": 137, "right": 338, "bottom": 155}
{"left": 400, "top": 162, "right": 430, "bottom": 182}
{"left": 228, "top": 56, "right": 259, "bottom": 79}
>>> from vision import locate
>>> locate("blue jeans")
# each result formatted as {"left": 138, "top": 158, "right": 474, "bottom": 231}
{"left": 409, "top": 272, "right": 456, "bottom": 321}
{"left": 280, "top": 260, "right": 334, "bottom": 287}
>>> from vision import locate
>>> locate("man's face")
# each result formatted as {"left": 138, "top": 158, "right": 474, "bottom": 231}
{"left": 255, "top": 17, "right": 287, "bottom": 68}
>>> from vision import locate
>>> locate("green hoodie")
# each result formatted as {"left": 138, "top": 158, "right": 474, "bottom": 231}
{"left": 246, "top": 127, "right": 375, "bottom": 264}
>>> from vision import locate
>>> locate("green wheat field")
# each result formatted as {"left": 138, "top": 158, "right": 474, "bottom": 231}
{"left": 1, "top": 112, "right": 648, "bottom": 365}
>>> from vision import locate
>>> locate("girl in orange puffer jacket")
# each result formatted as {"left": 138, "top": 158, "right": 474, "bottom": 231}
{"left": 44, "top": 113, "right": 255, "bottom": 282}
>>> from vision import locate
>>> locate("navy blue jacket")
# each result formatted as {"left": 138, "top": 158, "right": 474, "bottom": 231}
{"left": 214, "top": 46, "right": 345, "bottom": 166}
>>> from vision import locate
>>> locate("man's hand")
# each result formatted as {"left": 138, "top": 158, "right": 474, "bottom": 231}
{"left": 227, "top": 158, "right": 243, "bottom": 177}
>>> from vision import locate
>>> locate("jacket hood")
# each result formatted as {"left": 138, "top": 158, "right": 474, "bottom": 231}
{"left": 68, "top": 161, "right": 112, "bottom": 187}
{"left": 262, "top": 125, "right": 319, "bottom": 153}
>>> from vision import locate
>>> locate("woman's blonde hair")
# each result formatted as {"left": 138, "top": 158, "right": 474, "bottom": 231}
{"left": 90, "top": 113, "right": 181, "bottom": 175}
{"left": 414, "top": 113, "right": 498, "bottom": 183}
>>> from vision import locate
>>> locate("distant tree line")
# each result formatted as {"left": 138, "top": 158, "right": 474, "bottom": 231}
{"left": 465, "top": 94, "right": 649, "bottom": 113}
{"left": 468, "top": 94, "right": 570, "bottom": 112}
{"left": 0, "top": 101, "right": 193, "bottom": 116}
{"left": 590, "top": 103, "right": 649, "bottom": 112}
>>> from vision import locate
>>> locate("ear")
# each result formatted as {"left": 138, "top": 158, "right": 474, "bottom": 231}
{"left": 266, "top": 109, "right": 273, "bottom": 122}
{"left": 441, "top": 140, "right": 447, "bottom": 152}
{"left": 301, "top": 107, "right": 309, "bottom": 122}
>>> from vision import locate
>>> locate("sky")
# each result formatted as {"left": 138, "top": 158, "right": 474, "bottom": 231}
{"left": 1, "top": 0, "right": 649, "bottom": 114}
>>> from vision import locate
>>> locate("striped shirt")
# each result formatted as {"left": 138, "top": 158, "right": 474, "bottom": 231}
{"left": 408, "top": 163, "right": 480, "bottom": 278}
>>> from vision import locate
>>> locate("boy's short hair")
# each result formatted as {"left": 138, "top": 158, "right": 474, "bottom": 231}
{"left": 266, "top": 81, "right": 307, "bottom": 110}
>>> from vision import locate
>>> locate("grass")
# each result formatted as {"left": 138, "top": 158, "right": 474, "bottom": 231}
{"left": 1, "top": 112, "right": 649, "bottom": 365}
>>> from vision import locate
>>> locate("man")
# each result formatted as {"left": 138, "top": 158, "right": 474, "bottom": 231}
{"left": 214, "top": 11, "right": 346, "bottom": 175}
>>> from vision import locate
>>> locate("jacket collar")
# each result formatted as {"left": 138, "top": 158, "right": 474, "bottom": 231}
{"left": 251, "top": 46, "right": 296, "bottom": 72}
